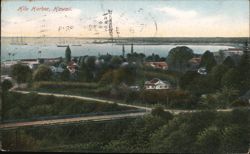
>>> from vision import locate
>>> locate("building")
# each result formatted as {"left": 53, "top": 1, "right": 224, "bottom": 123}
{"left": 144, "top": 78, "right": 171, "bottom": 90}
{"left": 214, "top": 48, "right": 243, "bottom": 58}
{"left": 43, "top": 57, "right": 62, "bottom": 64}
{"left": 1, "top": 75, "right": 13, "bottom": 82}
{"left": 145, "top": 62, "right": 168, "bottom": 70}
{"left": 129, "top": 85, "right": 140, "bottom": 91}
{"left": 20, "top": 59, "right": 40, "bottom": 70}
{"left": 50, "top": 66, "right": 64, "bottom": 73}
{"left": 67, "top": 61, "right": 79, "bottom": 73}
{"left": 197, "top": 67, "right": 207, "bottom": 75}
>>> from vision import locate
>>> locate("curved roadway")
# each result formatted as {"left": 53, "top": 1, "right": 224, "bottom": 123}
{"left": 0, "top": 90, "right": 237, "bottom": 130}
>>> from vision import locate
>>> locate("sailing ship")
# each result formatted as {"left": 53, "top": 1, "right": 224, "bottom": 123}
{"left": 10, "top": 36, "right": 28, "bottom": 45}
{"left": 57, "top": 38, "right": 69, "bottom": 47}
{"left": 72, "top": 38, "right": 82, "bottom": 46}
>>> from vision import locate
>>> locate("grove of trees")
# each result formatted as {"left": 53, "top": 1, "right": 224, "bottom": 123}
{"left": 2, "top": 92, "right": 133, "bottom": 121}
{"left": 2, "top": 109, "right": 249, "bottom": 153}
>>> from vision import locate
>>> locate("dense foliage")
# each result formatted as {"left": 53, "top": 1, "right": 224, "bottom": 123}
{"left": 2, "top": 109, "right": 249, "bottom": 153}
{"left": 2, "top": 92, "right": 133, "bottom": 121}
{"left": 33, "top": 65, "right": 53, "bottom": 81}
{"left": 11, "top": 63, "right": 32, "bottom": 83}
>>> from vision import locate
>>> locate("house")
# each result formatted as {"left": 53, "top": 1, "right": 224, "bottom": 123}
{"left": 41, "top": 57, "right": 62, "bottom": 64}
{"left": 67, "top": 61, "right": 79, "bottom": 73}
{"left": 144, "top": 78, "right": 171, "bottom": 90}
{"left": 145, "top": 62, "right": 168, "bottom": 70}
{"left": 129, "top": 85, "right": 140, "bottom": 91}
{"left": 214, "top": 48, "right": 243, "bottom": 59}
{"left": 50, "top": 66, "right": 64, "bottom": 73}
{"left": 197, "top": 67, "right": 207, "bottom": 75}
{"left": 19, "top": 59, "right": 40, "bottom": 70}
{"left": 1, "top": 75, "right": 13, "bottom": 82}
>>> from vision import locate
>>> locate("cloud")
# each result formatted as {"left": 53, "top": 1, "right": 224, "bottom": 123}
{"left": 155, "top": 6, "right": 197, "bottom": 19}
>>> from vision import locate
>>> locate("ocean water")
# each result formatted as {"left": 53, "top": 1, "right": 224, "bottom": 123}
{"left": 1, "top": 37, "right": 235, "bottom": 62}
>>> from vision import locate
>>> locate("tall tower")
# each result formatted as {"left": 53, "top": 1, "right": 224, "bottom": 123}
{"left": 131, "top": 43, "right": 134, "bottom": 54}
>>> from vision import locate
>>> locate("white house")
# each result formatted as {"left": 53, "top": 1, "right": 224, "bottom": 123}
{"left": 1, "top": 75, "right": 13, "bottom": 82}
{"left": 197, "top": 67, "right": 207, "bottom": 75}
{"left": 144, "top": 78, "right": 171, "bottom": 90}
{"left": 50, "top": 66, "right": 64, "bottom": 73}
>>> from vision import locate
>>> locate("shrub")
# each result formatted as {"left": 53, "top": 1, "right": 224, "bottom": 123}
{"left": 230, "top": 99, "right": 249, "bottom": 107}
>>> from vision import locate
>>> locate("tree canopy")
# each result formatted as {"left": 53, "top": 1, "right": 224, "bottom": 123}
{"left": 223, "top": 56, "right": 235, "bottom": 68}
{"left": 11, "top": 63, "right": 32, "bottom": 83}
{"left": 200, "top": 50, "right": 217, "bottom": 72}
{"left": 33, "top": 65, "right": 53, "bottom": 81}
{"left": 167, "top": 46, "right": 194, "bottom": 72}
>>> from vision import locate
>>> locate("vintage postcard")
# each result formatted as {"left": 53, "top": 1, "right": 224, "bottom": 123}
{"left": 0, "top": 0, "right": 249, "bottom": 152}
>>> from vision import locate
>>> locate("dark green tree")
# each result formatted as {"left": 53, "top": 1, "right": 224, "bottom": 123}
{"left": 79, "top": 60, "right": 93, "bottom": 81}
{"left": 223, "top": 56, "right": 235, "bottom": 68}
{"left": 11, "top": 63, "right": 32, "bottom": 83}
{"left": 110, "top": 56, "right": 122, "bottom": 68}
{"left": 86, "top": 56, "right": 96, "bottom": 70}
{"left": 200, "top": 50, "right": 217, "bottom": 72}
{"left": 221, "top": 68, "right": 240, "bottom": 90}
{"left": 236, "top": 44, "right": 250, "bottom": 94}
{"left": 65, "top": 45, "right": 71, "bottom": 63}
{"left": 179, "top": 71, "right": 199, "bottom": 89}
{"left": 210, "top": 64, "right": 229, "bottom": 88}
{"left": 167, "top": 46, "right": 194, "bottom": 72}
{"left": 33, "top": 65, "right": 53, "bottom": 81}
{"left": 221, "top": 126, "right": 250, "bottom": 153}
{"left": 196, "top": 126, "right": 222, "bottom": 153}
{"left": 113, "top": 66, "right": 136, "bottom": 85}
{"left": 2, "top": 80, "right": 13, "bottom": 92}
{"left": 60, "top": 69, "right": 70, "bottom": 81}
{"left": 151, "top": 106, "right": 173, "bottom": 120}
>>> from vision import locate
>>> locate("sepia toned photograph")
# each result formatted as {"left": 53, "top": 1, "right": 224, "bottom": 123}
{"left": 0, "top": 0, "right": 249, "bottom": 153}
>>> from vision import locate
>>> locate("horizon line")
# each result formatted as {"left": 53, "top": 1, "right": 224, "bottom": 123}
{"left": 1, "top": 36, "right": 249, "bottom": 38}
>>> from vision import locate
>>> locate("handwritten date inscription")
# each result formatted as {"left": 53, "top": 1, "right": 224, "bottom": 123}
{"left": 58, "top": 26, "right": 74, "bottom": 32}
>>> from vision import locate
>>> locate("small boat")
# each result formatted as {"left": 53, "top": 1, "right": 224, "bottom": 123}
{"left": 57, "top": 44, "right": 69, "bottom": 47}
{"left": 57, "top": 38, "right": 68, "bottom": 47}
{"left": 72, "top": 44, "right": 82, "bottom": 46}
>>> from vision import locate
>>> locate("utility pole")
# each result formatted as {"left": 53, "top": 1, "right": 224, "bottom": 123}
{"left": 122, "top": 44, "right": 125, "bottom": 57}
{"left": 108, "top": 9, "right": 113, "bottom": 43}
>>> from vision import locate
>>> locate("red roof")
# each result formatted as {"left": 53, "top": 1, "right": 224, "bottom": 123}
{"left": 228, "top": 48, "right": 242, "bottom": 51}
{"left": 145, "top": 61, "right": 168, "bottom": 69}
{"left": 150, "top": 78, "right": 160, "bottom": 84}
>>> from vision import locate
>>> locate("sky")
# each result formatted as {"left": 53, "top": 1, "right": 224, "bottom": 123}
{"left": 1, "top": 0, "right": 249, "bottom": 37}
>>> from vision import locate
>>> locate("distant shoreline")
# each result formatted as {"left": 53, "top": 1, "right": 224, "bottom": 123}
{"left": 2, "top": 37, "right": 247, "bottom": 46}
